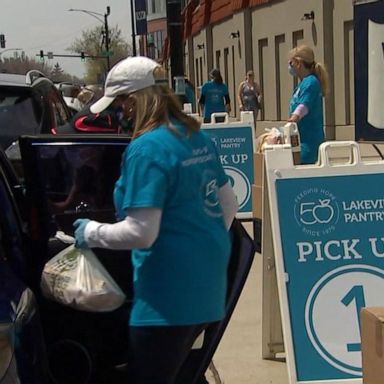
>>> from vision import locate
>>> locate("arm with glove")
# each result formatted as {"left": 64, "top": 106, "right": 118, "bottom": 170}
{"left": 73, "top": 181, "right": 237, "bottom": 249}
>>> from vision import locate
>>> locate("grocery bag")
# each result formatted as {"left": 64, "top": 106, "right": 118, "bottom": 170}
{"left": 40, "top": 245, "right": 126, "bottom": 312}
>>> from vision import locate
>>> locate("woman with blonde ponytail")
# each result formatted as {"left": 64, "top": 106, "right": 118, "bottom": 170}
{"left": 287, "top": 45, "right": 329, "bottom": 164}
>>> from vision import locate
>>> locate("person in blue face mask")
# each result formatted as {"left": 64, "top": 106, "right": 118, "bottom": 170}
{"left": 287, "top": 45, "right": 329, "bottom": 164}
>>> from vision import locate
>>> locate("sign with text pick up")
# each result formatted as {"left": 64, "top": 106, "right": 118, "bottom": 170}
{"left": 202, "top": 118, "right": 254, "bottom": 219}
{"left": 264, "top": 141, "right": 384, "bottom": 384}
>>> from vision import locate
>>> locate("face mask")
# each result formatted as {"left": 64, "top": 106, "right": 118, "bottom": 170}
{"left": 288, "top": 63, "right": 296, "bottom": 76}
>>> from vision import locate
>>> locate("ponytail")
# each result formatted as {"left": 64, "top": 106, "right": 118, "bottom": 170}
{"left": 214, "top": 73, "right": 223, "bottom": 84}
{"left": 313, "top": 62, "right": 329, "bottom": 97}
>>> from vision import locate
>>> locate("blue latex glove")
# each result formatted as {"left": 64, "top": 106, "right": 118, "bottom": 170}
{"left": 73, "top": 219, "right": 91, "bottom": 248}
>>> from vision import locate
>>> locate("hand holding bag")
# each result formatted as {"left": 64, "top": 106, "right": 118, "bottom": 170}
{"left": 40, "top": 245, "right": 126, "bottom": 312}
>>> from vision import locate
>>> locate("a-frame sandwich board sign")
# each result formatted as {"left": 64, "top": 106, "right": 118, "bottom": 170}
{"left": 202, "top": 112, "right": 255, "bottom": 219}
{"left": 264, "top": 141, "right": 384, "bottom": 384}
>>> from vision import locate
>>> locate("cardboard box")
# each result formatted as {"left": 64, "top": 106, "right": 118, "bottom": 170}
{"left": 361, "top": 307, "right": 384, "bottom": 384}
{"left": 252, "top": 184, "right": 262, "bottom": 219}
{"left": 254, "top": 152, "right": 264, "bottom": 187}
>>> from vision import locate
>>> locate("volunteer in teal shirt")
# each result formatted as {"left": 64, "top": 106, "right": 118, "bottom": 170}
{"left": 287, "top": 45, "right": 329, "bottom": 164}
{"left": 73, "top": 56, "right": 238, "bottom": 384}
{"left": 114, "top": 122, "right": 231, "bottom": 326}
{"left": 199, "top": 68, "right": 231, "bottom": 123}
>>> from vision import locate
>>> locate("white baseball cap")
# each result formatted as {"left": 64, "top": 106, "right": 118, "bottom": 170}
{"left": 90, "top": 56, "right": 161, "bottom": 114}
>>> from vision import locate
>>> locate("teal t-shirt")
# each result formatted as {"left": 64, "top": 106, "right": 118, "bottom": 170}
{"left": 201, "top": 80, "right": 229, "bottom": 120}
{"left": 289, "top": 74, "right": 324, "bottom": 164}
{"left": 114, "top": 122, "right": 231, "bottom": 326}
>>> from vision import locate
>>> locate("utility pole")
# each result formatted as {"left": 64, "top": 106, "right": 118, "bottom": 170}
{"left": 68, "top": 7, "right": 111, "bottom": 72}
{"left": 104, "top": 6, "right": 111, "bottom": 71}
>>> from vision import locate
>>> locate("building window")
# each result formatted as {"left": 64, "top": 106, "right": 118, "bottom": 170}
{"left": 148, "top": 0, "right": 164, "bottom": 15}
{"left": 195, "top": 58, "right": 199, "bottom": 87}
{"left": 215, "top": 50, "right": 221, "bottom": 69}
{"left": 292, "top": 30, "right": 304, "bottom": 89}
{"left": 147, "top": 30, "right": 165, "bottom": 59}
{"left": 224, "top": 48, "right": 229, "bottom": 85}
{"left": 258, "top": 38, "right": 268, "bottom": 121}
{"left": 275, "top": 34, "right": 285, "bottom": 120}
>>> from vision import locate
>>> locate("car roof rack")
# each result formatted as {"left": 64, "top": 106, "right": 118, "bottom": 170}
{"left": 25, "top": 70, "right": 46, "bottom": 85}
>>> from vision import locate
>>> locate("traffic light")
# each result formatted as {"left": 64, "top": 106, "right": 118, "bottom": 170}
{"left": 0, "top": 34, "right": 5, "bottom": 49}
{"left": 39, "top": 50, "right": 44, "bottom": 61}
{"left": 80, "top": 52, "right": 85, "bottom": 62}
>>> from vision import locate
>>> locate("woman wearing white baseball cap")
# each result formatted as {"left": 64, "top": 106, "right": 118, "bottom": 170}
{"left": 73, "top": 56, "right": 238, "bottom": 384}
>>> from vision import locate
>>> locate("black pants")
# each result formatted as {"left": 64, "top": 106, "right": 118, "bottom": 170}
{"left": 129, "top": 323, "right": 210, "bottom": 384}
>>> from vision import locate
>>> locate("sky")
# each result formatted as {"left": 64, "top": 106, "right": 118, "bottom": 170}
{"left": 0, "top": 0, "right": 134, "bottom": 78}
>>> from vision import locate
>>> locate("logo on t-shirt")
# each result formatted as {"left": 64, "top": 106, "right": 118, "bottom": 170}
{"left": 201, "top": 170, "right": 222, "bottom": 218}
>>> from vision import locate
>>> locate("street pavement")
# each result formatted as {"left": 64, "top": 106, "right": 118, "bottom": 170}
{"left": 205, "top": 222, "right": 288, "bottom": 384}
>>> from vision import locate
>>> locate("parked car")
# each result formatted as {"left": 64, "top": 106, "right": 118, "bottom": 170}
{"left": 0, "top": 134, "right": 255, "bottom": 384}
{"left": 55, "top": 82, "right": 83, "bottom": 115}
{"left": 0, "top": 71, "right": 72, "bottom": 150}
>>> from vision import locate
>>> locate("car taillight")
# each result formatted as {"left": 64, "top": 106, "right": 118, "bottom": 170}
{"left": 51, "top": 127, "right": 57, "bottom": 134}
{"left": 0, "top": 322, "right": 14, "bottom": 380}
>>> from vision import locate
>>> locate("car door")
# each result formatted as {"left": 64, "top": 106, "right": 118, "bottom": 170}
{"left": 17, "top": 134, "right": 255, "bottom": 384}
{"left": 0, "top": 154, "right": 48, "bottom": 384}
{"left": 18, "top": 135, "right": 133, "bottom": 384}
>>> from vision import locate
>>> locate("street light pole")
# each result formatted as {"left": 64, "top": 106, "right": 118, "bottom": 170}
{"left": 68, "top": 7, "right": 111, "bottom": 71}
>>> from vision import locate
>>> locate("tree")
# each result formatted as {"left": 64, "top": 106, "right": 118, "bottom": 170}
{"left": 67, "top": 25, "right": 131, "bottom": 84}
{"left": 0, "top": 53, "right": 53, "bottom": 76}
{"left": 51, "top": 62, "right": 65, "bottom": 82}
{"left": 0, "top": 54, "right": 82, "bottom": 84}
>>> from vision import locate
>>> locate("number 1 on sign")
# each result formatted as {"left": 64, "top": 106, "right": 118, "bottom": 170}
{"left": 341, "top": 285, "right": 366, "bottom": 352}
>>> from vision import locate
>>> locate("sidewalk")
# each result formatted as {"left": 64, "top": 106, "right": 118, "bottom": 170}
{"left": 206, "top": 222, "right": 288, "bottom": 384}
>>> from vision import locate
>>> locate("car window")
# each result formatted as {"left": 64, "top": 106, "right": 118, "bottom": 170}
{"left": 0, "top": 88, "right": 39, "bottom": 148}
{"left": 40, "top": 145, "right": 121, "bottom": 213}
{"left": 20, "top": 139, "right": 128, "bottom": 238}
{"left": 48, "top": 89, "right": 71, "bottom": 128}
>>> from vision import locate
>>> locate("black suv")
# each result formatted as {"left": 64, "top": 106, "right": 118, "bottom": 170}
{"left": 0, "top": 70, "right": 72, "bottom": 150}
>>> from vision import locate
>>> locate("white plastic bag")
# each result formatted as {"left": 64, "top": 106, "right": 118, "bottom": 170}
{"left": 40, "top": 245, "right": 126, "bottom": 312}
